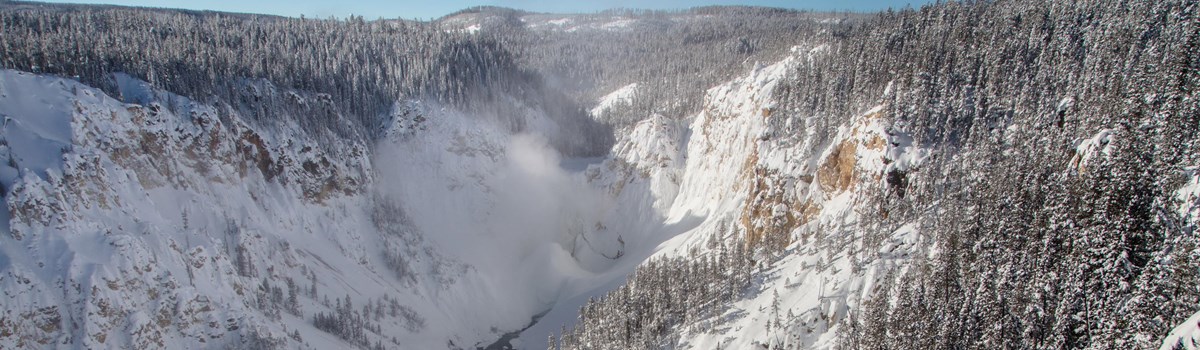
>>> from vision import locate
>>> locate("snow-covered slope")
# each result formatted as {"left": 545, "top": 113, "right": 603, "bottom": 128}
{"left": 1165, "top": 310, "right": 1200, "bottom": 350}
{"left": 0, "top": 70, "right": 382, "bottom": 349}
{"left": 1178, "top": 166, "right": 1200, "bottom": 224}
{"left": 0, "top": 69, "right": 626, "bottom": 349}
{"left": 516, "top": 45, "right": 932, "bottom": 349}
{"left": 1163, "top": 168, "right": 1200, "bottom": 350}
{"left": 649, "top": 55, "right": 929, "bottom": 349}
{"left": 589, "top": 83, "right": 638, "bottom": 118}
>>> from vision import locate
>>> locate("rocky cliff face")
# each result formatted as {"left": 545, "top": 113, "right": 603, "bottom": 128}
{"left": 515, "top": 45, "right": 936, "bottom": 349}
{"left": 0, "top": 69, "right": 600, "bottom": 349}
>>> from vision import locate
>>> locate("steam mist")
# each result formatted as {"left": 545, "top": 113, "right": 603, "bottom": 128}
{"left": 373, "top": 103, "right": 613, "bottom": 333}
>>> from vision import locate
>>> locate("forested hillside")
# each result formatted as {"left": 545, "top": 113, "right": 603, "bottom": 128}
{"left": 0, "top": 2, "right": 610, "bottom": 155}
{"left": 448, "top": 6, "right": 858, "bottom": 124}
{"left": 552, "top": 0, "right": 1200, "bottom": 349}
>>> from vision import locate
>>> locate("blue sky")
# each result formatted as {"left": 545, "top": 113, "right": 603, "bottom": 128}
{"left": 37, "top": 0, "right": 933, "bottom": 20}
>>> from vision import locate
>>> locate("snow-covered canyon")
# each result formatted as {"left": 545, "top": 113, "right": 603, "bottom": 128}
{"left": 0, "top": 43, "right": 894, "bottom": 349}
{"left": 5, "top": 1, "right": 1199, "bottom": 349}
